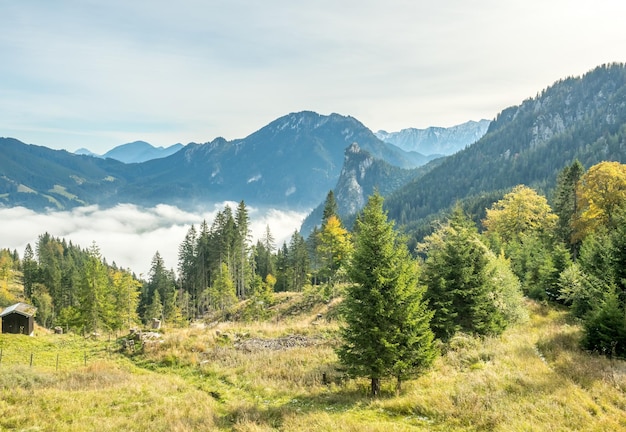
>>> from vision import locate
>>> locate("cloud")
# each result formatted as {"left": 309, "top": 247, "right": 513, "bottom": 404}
{"left": 2, "top": 1, "right": 625, "bottom": 153}
{"left": 0, "top": 203, "right": 307, "bottom": 277}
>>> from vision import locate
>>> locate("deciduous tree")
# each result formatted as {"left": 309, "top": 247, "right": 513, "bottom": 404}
{"left": 573, "top": 161, "right": 626, "bottom": 242}
{"left": 483, "top": 185, "right": 557, "bottom": 244}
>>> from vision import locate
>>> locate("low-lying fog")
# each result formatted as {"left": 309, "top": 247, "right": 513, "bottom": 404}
{"left": 0, "top": 203, "right": 308, "bottom": 278}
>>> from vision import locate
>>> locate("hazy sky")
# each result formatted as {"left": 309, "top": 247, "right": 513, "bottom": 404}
{"left": 2, "top": 1, "right": 625, "bottom": 154}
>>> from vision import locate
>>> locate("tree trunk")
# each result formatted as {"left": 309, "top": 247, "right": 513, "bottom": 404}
{"left": 396, "top": 376, "right": 402, "bottom": 394}
{"left": 371, "top": 377, "right": 381, "bottom": 396}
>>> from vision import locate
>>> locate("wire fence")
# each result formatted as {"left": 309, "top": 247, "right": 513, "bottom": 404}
{"left": 0, "top": 339, "right": 117, "bottom": 372}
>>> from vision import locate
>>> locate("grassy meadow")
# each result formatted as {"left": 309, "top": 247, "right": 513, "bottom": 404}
{"left": 1, "top": 292, "right": 625, "bottom": 431}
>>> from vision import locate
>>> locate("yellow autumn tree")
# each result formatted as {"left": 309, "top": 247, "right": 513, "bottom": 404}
{"left": 483, "top": 185, "right": 558, "bottom": 243}
{"left": 316, "top": 215, "right": 352, "bottom": 287}
{"left": 573, "top": 161, "right": 626, "bottom": 242}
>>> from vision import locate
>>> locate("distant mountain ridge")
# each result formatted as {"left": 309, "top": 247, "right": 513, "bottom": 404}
{"left": 127, "top": 111, "right": 437, "bottom": 209}
{"left": 0, "top": 111, "right": 436, "bottom": 212}
{"left": 375, "top": 119, "right": 490, "bottom": 156}
{"left": 74, "top": 141, "right": 185, "bottom": 163}
{"left": 3, "top": 63, "right": 626, "bottom": 236}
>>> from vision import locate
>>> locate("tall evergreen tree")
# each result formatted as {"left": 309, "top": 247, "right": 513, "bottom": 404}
{"left": 553, "top": 160, "right": 584, "bottom": 255}
{"left": 178, "top": 224, "right": 199, "bottom": 315}
{"left": 582, "top": 287, "right": 626, "bottom": 357}
{"left": 209, "top": 263, "right": 238, "bottom": 314}
{"left": 322, "top": 190, "right": 339, "bottom": 224}
{"left": 288, "top": 230, "right": 310, "bottom": 291}
{"left": 78, "top": 242, "right": 112, "bottom": 332}
{"left": 196, "top": 220, "right": 211, "bottom": 294}
{"left": 142, "top": 252, "right": 177, "bottom": 323}
{"left": 22, "top": 243, "right": 37, "bottom": 298}
{"left": 338, "top": 192, "right": 437, "bottom": 395}
{"left": 255, "top": 225, "right": 275, "bottom": 280}
{"left": 422, "top": 206, "right": 506, "bottom": 341}
{"left": 235, "top": 201, "right": 251, "bottom": 298}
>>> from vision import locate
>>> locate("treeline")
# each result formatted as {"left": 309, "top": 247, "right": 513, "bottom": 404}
{"left": 15, "top": 235, "right": 140, "bottom": 332}
{"left": 175, "top": 197, "right": 350, "bottom": 319}
{"left": 3, "top": 195, "right": 352, "bottom": 331}
{"left": 3, "top": 159, "right": 626, "bottom": 366}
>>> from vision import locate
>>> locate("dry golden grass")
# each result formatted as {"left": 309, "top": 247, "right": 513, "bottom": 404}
{"left": 2, "top": 294, "right": 626, "bottom": 431}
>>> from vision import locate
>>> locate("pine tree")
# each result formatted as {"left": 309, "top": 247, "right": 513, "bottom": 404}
{"left": 178, "top": 224, "right": 199, "bottom": 315}
{"left": 142, "top": 252, "right": 177, "bottom": 323}
{"left": 235, "top": 201, "right": 251, "bottom": 298}
{"left": 288, "top": 230, "right": 310, "bottom": 291}
{"left": 22, "top": 243, "right": 37, "bottom": 298}
{"left": 210, "top": 263, "right": 237, "bottom": 314}
{"left": 145, "top": 289, "right": 163, "bottom": 323}
{"left": 422, "top": 206, "right": 506, "bottom": 341}
{"left": 78, "top": 242, "right": 112, "bottom": 332}
{"left": 582, "top": 287, "right": 626, "bottom": 357}
{"left": 322, "top": 190, "right": 339, "bottom": 224}
{"left": 553, "top": 159, "right": 584, "bottom": 254}
{"left": 338, "top": 192, "right": 437, "bottom": 395}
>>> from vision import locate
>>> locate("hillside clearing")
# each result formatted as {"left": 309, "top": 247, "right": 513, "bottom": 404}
{"left": 0, "top": 295, "right": 625, "bottom": 431}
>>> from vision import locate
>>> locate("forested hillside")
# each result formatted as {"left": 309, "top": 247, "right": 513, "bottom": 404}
{"left": 385, "top": 63, "right": 626, "bottom": 239}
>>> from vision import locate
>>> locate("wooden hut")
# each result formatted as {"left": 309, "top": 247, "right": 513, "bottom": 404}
{"left": 0, "top": 303, "right": 37, "bottom": 336}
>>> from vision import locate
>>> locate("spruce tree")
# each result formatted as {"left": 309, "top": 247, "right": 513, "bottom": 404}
{"left": 22, "top": 243, "right": 37, "bottom": 298}
{"left": 422, "top": 206, "right": 506, "bottom": 341}
{"left": 554, "top": 160, "right": 584, "bottom": 254}
{"left": 582, "top": 287, "right": 626, "bottom": 357}
{"left": 337, "top": 192, "right": 437, "bottom": 395}
{"left": 322, "top": 190, "right": 339, "bottom": 223}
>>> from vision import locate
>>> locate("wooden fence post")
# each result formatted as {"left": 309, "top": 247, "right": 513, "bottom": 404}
{"left": 30, "top": 353, "right": 33, "bottom": 367}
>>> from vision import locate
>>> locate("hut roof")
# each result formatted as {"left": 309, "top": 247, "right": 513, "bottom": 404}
{"left": 0, "top": 302, "right": 37, "bottom": 318}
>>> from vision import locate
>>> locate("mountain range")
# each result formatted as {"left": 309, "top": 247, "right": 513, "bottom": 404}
{"left": 75, "top": 141, "right": 185, "bottom": 163}
{"left": 0, "top": 111, "right": 437, "bottom": 212}
{"left": 375, "top": 119, "right": 490, "bottom": 156}
{"left": 2, "top": 63, "right": 626, "bottom": 243}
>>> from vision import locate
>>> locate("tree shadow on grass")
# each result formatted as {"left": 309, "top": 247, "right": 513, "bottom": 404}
{"left": 213, "top": 374, "right": 409, "bottom": 430}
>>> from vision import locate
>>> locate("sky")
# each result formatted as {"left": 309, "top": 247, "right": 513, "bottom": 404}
{"left": 1, "top": 1, "right": 625, "bottom": 154}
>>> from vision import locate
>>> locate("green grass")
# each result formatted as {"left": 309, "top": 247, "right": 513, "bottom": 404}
{"left": 1, "top": 296, "right": 625, "bottom": 431}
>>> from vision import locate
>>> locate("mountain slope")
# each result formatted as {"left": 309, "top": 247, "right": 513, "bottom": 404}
{"left": 376, "top": 119, "right": 490, "bottom": 156}
{"left": 0, "top": 138, "right": 130, "bottom": 209}
{"left": 118, "top": 111, "right": 436, "bottom": 210}
{"left": 385, "top": 63, "right": 626, "bottom": 233}
{"left": 300, "top": 143, "right": 443, "bottom": 235}
{"left": 1, "top": 112, "right": 433, "bottom": 211}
